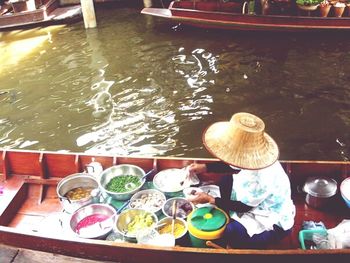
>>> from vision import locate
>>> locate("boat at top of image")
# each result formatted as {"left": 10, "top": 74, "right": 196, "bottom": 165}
{"left": 0, "top": 149, "right": 350, "bottom": 262}
{"left": 0, "top": 0, "right": 82, "bottom": 30}
{"left": 141, "top": 0, "right": 350, "bottom": 32}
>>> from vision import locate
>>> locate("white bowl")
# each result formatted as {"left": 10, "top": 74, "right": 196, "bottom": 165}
{"left": 340, "top": 177, "right": 350, "bottom": 208}
{"left": 153, "top": 168, "right": 188, "bottom": 196}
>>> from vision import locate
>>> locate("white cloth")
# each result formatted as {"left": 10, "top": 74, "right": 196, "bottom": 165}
{"left": 230, "top": 161, "right": 295, "bottom": 237}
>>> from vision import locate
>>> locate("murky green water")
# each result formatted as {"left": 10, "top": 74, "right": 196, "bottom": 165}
{"left": 0, "top": 3, "right": 349, "bottom": 161}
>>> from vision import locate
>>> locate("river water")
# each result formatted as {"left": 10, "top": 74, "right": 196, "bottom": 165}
{"left": 0, "top": 3, "right": 349, "bottom": 161}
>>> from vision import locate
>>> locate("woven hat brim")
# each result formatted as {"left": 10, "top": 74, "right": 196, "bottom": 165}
{"left": 203, "top": 121, "right": 279, "bottom": 170}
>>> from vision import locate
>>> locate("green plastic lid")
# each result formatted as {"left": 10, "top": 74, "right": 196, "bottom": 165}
{"left": 189, "top": 206, "right": 226, "bottom": 231}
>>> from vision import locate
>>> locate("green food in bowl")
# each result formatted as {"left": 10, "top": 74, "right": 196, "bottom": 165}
{"left": 99, "top": 165, "right": 146, "bottom": 201}
{"left": 106, "top": 174, "right": 141, "bottom": 193}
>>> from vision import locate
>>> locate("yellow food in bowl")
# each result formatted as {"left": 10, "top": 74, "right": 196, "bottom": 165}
{"left": 127, "top": 214, "right": 155, "bottom": 234}
{"left": 65, "top": 187, "right": 94, "bottom": 200}
{"left": 158, "top": 222, "right": 186, "bottom": 238}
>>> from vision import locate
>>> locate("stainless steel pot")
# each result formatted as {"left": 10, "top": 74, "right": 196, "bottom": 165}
{"left": 303, "top": 177, "right": 337, "bottom": 209}
{"left": 57, "top": 173, "right": 99, "bottom": 213}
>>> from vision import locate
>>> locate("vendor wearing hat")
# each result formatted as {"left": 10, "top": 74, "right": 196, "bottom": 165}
{"left": 187, "top": 112, "right": 295, "bottom": 249}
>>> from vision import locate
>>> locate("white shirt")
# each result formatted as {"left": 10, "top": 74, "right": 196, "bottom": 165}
{"left": 230, "top": 161, "right": 295, "bottom": 237}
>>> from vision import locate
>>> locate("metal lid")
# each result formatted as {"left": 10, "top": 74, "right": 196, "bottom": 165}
{"left": 303, "top": 177, "right": 337, "bottom": 198}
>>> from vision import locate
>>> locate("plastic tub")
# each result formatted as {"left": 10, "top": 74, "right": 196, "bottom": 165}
{"left": 298, "top": 229, "right": 328, "bottom": 250}
{"left": 187, "top": 206, "right": 229, "bottom": 248}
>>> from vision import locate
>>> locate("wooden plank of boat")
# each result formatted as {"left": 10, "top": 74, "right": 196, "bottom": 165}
{"left": 0, "top": 243, "right": 111, "bottom": 263}
{"left": 141, "top": 0, "right": 350, "bottom": 32}
{"left": 0, "top": 0, "right": 82, "bottom": 30}
{"left": 0, "top": 149, "right": 349, "bottom": 263}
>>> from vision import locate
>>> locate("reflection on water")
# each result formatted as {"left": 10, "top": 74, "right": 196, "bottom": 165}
{"left": 0, "top": 5, "right": 349, "bottom": 161}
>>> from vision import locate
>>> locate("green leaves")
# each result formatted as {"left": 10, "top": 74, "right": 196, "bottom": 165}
{"left": 296, "top": 0, "right": 323, "bottom": 5}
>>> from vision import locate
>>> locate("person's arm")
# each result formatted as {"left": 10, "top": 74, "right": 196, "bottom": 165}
{"left": 192, "top": 192, "right": 253, "bottom": 213}
{"left": 206, "top": 162, "right": 240, "bottom": 174}
{"left": 215, "top": 197, "right": 253, "bottom": 213}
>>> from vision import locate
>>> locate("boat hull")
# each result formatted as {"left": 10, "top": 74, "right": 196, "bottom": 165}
{"left": 141, "top": 1, "right": 350, "bottom": 32}
{"left": 0, "top": 0, "right": 82, "bottom": 30}
{"left": 0, "top": 149, "right": 349, "bottom": 261}
{"left": 1, "top": 224, "right": 350, "bottom": 262}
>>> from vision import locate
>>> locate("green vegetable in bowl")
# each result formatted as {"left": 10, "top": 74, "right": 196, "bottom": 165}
{"left": 106, "top": 175, "right": 141, "bottom": 193}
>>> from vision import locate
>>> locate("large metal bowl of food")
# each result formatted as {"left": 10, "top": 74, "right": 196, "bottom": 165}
{"left": 129, "top": 189, "right": 166, "bottom": 216}
{"left": 70, "top": 203, "right": 116, "bottom": 239}
{"left": 99, "top": 164, "right": 146, "bottom": 201}
{"left": 57, "top": 173, "right": 99, "bottom": 214}
{"left": 114, "top": 208, "right": 158, "bottom": 242}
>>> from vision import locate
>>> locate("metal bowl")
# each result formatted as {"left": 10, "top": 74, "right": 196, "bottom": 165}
{"left": 157, "top": 216, "right": 188, "bottom": 240}
{"left": 114, "top": 208, "right": 158, "bottom": 242}
{"left": 129, "top": 189, "right": 166, "bottom": 215}
{"left": 162, "top": 197, "right": 194, "bottom": 219}
{"left": 153, "top": 168, "right": 188, "bottom": 197}
{"left": 69, "top": 203, "right": 116, "bottom": 239}
{"left": 99, "top": 164, "right": 146, "bottom": 201}
{"left": 56, "top": 173, "right": 99, "bottom": 214}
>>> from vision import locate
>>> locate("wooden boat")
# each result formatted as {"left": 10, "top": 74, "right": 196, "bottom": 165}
{"left": 0, "top": 148, "right": 349, "bottom": 262}
{"left": 0, "top": 0, "right": 82, "bottom": 30}
{"left": 141, "top": 0, "right": 350, "bottom": 32}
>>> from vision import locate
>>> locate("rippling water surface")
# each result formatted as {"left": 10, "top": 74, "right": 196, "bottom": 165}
{"left": 0, "top": 3, "right": 349, "bottom": 161}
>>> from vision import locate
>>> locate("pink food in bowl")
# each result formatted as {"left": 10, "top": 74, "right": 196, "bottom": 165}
{"left": 75, "top": 214, "right": 110, "bottom": 234}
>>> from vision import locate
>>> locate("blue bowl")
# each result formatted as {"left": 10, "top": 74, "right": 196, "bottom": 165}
{"left": 340, "top": 177, "right": 350, "bottom": 208}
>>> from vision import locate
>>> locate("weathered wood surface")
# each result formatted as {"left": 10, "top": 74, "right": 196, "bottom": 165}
{"left": 0, "top": 244, "right": 112, "bottom": 263}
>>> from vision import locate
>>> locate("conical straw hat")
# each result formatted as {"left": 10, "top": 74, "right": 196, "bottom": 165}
{"left": 203, "top": 112, "right": 279, "bottom": 170}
